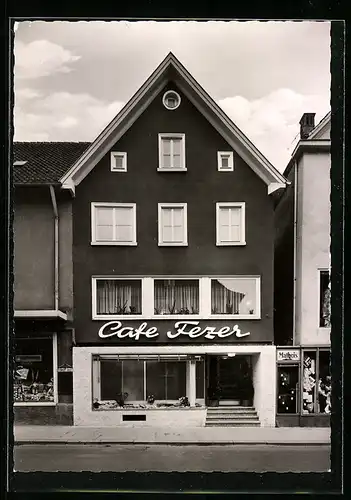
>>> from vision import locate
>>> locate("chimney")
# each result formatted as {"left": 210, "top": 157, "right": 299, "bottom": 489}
{"left": 299, "top": 113, "right": 316, "bottom": 139}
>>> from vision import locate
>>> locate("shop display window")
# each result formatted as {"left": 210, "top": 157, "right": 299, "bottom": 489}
{"left": 211, "top": 277, "right": 258, "bottom": 316}
{"left": 302, "top": 351, "right": 317, "bottom": 414}
{"left": 302, "top": 349, "right": 331, "bottom": 414}
{"left": 96, "top": 358, "right": 187, "bottom": 409}
{"left": 319, "top": 270, "right": 331, "bottom": 327}
{"left": 96, "top": 279, "right": 142, "bottom": 316}
{"left": 277, "top": 365, "right": 299, "bottom": 414}
{"left": 317, "top": 350, "right": 331, "bottom": 414}
{"left": 14, "top": 337, "right": 54, "bottom": 403}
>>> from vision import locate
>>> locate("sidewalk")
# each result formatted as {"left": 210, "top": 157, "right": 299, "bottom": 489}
{"left": 14, "top": 425, "right": 330, "bottom": 445}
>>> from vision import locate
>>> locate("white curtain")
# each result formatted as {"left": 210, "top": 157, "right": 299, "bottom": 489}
{"left": 154, "top": 280, "right": 199, "bottom": 314}
{"left": 97, "top": 280, "right": 141, "bottom": 314}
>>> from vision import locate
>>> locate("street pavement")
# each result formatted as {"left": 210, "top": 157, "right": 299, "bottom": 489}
{"left": 14, "top": 444, "right": 331, "bottom": 472}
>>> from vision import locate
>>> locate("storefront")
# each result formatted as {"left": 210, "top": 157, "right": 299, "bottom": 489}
{"left": 14, "top": 316, "right": 74, "bottom": 425}
{"left": 276, "top": 347, "right": 331, "bottom": 427}
{"left": 73, "top": 318, "right": 277, "bottom": 428}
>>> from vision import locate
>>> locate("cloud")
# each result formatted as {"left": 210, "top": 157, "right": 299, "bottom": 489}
{"left": 14, "top": 40, "right": 81, "bottom": 79}
{"left": 14, "top": 90, "right": 124, "bottom": 141}
{"left": 218, "top": 89, "right": 330, "bottom": 171}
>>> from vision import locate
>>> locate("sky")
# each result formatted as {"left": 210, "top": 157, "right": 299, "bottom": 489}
{"left": 13, "top": 20, "right": 331, "bottom": 172}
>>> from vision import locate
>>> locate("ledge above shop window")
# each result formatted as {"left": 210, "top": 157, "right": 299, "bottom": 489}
{"left": 217, "top": 151, "right": 234, "bottom": 171}
{"left": 110, "top": 152, "right": 127, "bottom": 172}
{"left": 91, "top": 202, "right": 137, "bottom": 246}
{"left": 91, "top": 275, "right": 261, "bottom": 320}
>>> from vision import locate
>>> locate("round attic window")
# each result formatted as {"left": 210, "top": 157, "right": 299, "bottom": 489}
{"left": 163, "top": 90, "right": 181, "bottom": 110}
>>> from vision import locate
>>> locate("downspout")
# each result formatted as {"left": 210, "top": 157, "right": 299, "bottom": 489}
{"left": 49, "top": 185, "right": 59, "bottom": 311}
{"left": 292, "top": 162, "right": 298, "bottom": 346}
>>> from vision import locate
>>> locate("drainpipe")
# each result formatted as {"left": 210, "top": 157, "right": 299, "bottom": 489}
{"left": 292, "top": 162, "right": 298, "bottom": 346}
{"left": 49, "top": 185, "right": 59, "bottom": 311}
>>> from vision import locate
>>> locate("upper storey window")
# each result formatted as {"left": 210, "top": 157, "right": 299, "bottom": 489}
{"left": 162, "top": 90, "right": 181, "bottom": 110}
{"left": 91, "top": 203, "right": 137, "bottom": 246}
{"left": 110, "top": 152, "right": 127, "bottom": 172}
{"left": 158, "top": 134, "right": 186, "bottom": 172}
{"left": 216, "top": 202, "right": 246, "bottom": 246}
{"left": 217, "top": 151, "right": 234, "bottom": 171}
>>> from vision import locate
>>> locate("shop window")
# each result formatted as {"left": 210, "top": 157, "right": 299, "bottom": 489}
{"left": 211, "top": 277, "right": 260, "bottom": 317}
{"left": 302, "top": 351, "right": 317, "bottom": 414}
{"left": 154, "top": 279, "right": 199, "bottom": 315}
{"left": 318, "top": 350, "right": 331, "bottom": 414}
{"left": 97, "top": 358, "right": 187, "bottom": 406}
{"left": 319, "top": 270, "right": 331, "bottom": 327}
{"left": 95, "top": 278, "right": 142, "bottom": 317}
{"left": 14, "top": 337, "right": 55, "bottom": 403}
{"left": 277, "top": 365, "right": 299, "bottom": 413}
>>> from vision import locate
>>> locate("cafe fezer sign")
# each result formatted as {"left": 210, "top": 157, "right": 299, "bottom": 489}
{"left": 98, "top": 320, "right": 251, "bottom": 341}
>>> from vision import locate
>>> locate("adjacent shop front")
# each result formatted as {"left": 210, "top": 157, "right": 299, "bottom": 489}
{"left": 276, "top": 347, "right": 331, "bottom": 427}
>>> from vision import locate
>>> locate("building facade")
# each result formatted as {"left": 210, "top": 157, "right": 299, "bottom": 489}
{"left": 60, "top": 53, "right": 287, "bottom": 428}
{"left": 13, "top": 143, "right": 89, "bottom": 425}
{"left": 274, "top": 112, "right": 331, "bottom": 427}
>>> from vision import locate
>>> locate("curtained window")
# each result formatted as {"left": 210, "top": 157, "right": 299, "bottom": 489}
{"left": 96, "top": 279, "right": 142, "bottom": 315}
{"left": 211, "top": 278, "right": 257, "bottom": 315}
{"left": 154, "top": 279, "right": 199, "bottom": 315}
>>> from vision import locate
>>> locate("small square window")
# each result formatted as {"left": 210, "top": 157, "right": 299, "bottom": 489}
{"left": 216, "top": 202, "right": 245, "bottom": 245}
{"left": 217, "top": 151, "right": 234, "bottom": 171}
{"left": 91, "top": 203, "right": 137, "bottom": 245}
{"left": 158, "top": 134, "right": 186, "bottom": 171}
{"left": 158, "top": 203, "right": 187, "bottom": 246}
{"left": 111, "top": 152, "right": 127, "bottom": 172}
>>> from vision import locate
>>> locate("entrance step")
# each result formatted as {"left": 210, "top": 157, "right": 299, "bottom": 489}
{"left": 205, "top": 406, "right": 260, "bottom": 427}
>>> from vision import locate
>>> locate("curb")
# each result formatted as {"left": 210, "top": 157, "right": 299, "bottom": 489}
{"left": 14, "top": 440, "right": 330, "bottom": 446}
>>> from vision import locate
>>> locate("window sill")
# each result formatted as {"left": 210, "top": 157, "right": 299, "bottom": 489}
{"left": 91, "top": 241, "right": 137, "bottom": 246}
{"left": 216, "top": 242, "right": 246, "bottom": 246}
{"left": 210, "top": 314, "right": 261, "bottom": 320}
{"left": 158, "top": 242, "right": 188, "bottom": 247}
{"left": 93, "top": 314, "right": 143, "bottom": 321}
{"left": 157, "top": 168, "right": 187, "bottom": 172}
{"left": 14, "top": 402, "right": 57, "bottom": 407}
{"left": 93, "top": 314, "right": 260, "bottom": 321}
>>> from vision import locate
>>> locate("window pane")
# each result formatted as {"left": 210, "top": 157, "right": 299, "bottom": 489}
{"left": 211, "top": 278, "right": 257, "bottom": 315}
{"left": 166, "top": 362, "right": 186, "bottom": 400}
{"left": 154, "top": 279, "right": 199, "bottom": 315}
{"left": 161, "top": 208, "right": 172, "bottom": 225}
{"left": 229, "top": 225, "right": 240, "bottom": 242}
{"left": 320, "top": 271, "right": 331, "bottom": 327}
{"left": 100, "top": 360, "right": 122, "bottom": 400}
{"left": 318, "top": 350, "right": 331, "bottom": 414}
{"left": 219, "top": 207, "right": 230, "bottom": 225}
{"left": 173, "top": 154, "right": 181, "bottom": 168}
{"left": 277, "top": 366, "right": 299, "bottom": 414}
{"left": 114, "top": 207, "right": 133, "bottom": 225}
{"left": 302, "top": 351, "right": 317, "bottom": 414}
{"left": 96, "top": 207, "right": 113, "bottom": 225}
{"left": 115, "top": 225, "right": 133, "bottom": 242}
{"left": 162, "top": 139, "right": 171, "bottom": 155}
{"left": 196, "top": 360, "right": 204, "bottom": 399}
{"left": 172, "top": 208, "right": 184, "bottom": 225}
{"left": 172, "top": 139, "right": 181, "bottom": 155}
{"left": 162, "top": 226, "right": 173, "bottom": 242}
{"left": 122, "top": 360, "right": 144, "bottom": 401}
{"left": 114, "top": 156, "right": 124, "bottom": 169}
{"left": 162, "top": 154, "right": 171, "bottom": 168}
{"left": 96, "top": 225, "right": 114, "bottom": 241}
{"left": 221, "top": 156, "right": 229, "bottom": 168}
{"left": 96, "top": 279, "right": 142, "bottom": 315}
{"left": 173, "top": 225, "right": 184, "bottom": 242}
{"left": 146, "top": 361, "right": 166, "bottom": 400}
{"left": 229, "top": 207, "right": 241, "bottom": 225}
{"left": 14, "top": 337, "right": 54, "bottom": 403}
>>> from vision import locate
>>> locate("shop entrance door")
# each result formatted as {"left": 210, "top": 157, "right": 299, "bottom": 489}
{"left": 207, "top": 355, "right": 253, "bottom": 406}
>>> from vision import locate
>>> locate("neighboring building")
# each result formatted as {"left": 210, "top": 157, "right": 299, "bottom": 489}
{"left": 274, "top": 111, "right": 331, "bottom": 427}
{"left": 59, "top": 53, "right": 287, "bottom": 428}
{"left": 13, "top": 142, "right": 89, "bottom": 424}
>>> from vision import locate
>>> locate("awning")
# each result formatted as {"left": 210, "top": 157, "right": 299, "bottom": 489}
{"left": 14, "top": 310, "right": 68, "bottom": 321}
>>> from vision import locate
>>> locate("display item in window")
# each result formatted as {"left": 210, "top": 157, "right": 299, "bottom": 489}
{"left": 322, "top": 283, "right": 331, "bottom": 327}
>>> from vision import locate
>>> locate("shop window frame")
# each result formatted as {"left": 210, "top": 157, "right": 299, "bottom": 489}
{"left": 14, "top": 334, "right": 58, "bottom": 407}
{"left": 92, "top": 277, "right": 144, "bottom": 320}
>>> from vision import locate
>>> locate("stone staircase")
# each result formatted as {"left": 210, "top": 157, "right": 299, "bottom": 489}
{"left": 205, "top": 405, "right": 260, "bottom": 427}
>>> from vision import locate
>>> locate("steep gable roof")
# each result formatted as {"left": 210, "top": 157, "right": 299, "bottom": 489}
{"left": 13, "top": 142, "right": 90, "bottom": 184}
{"left": 60, "top": 52, "right": 287, "bottom": 195}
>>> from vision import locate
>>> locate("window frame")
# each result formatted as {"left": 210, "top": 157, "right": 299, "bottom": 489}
{"left": 92, "top": 275, "right": 261, "bottom": 321}
{"left": 14, "top": 334, "right": 58, "bottom": 407}
{"left": 216, "top": 202, "right": 246, "bottom": 246}
{"left": 162, "top": 90, "right": 181, "bottom": 111}
{"left": 209, "top": 275, "right": 261, "bottom": 320}
{"left": 91, "top": 202, "right": 137, "bottom": 246}
{"left": 217, "top": 151, "right": 234, "bottom": 172}
{"left": 158, "top": 203, "right": 188, "bottom": 246}
{"left": 92, "top": 277, "right": 144, "bottom": 320}
{"left": 110, "top": 152, "right": 127, "bottom": 172}
{"left": 158, "top": 133, "right": 186, "bottom": 172}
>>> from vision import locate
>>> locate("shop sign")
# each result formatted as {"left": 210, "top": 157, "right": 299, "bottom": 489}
{"left": 58, "top": 364, "right": 73, "bottom": 373}
{"left": 98, "top": 320, "right": 251, "bottom": 341}
{"left": 277, "top": 349, "right": 300, "bottom": 362}
{"left": 15, "top": 355, "right": 42, "bottom": 363}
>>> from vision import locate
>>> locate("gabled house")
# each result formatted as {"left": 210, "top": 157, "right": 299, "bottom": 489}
{"left": 60, "top": 52, "right": 287, "bottom": 428}
{"left": 274, "top": 111, "right": 331, "bottom": 427}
